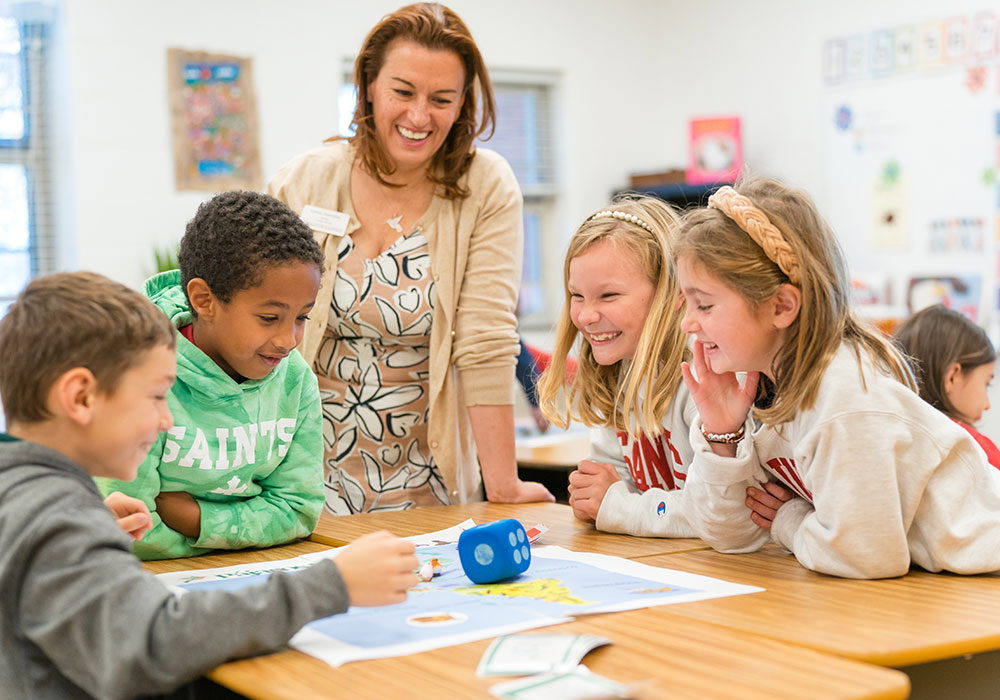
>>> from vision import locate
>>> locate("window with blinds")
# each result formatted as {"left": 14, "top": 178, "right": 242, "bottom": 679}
{"left": 490, "top": 78, "right": 555, "bottom": 196}
{"left": 489, "top": 73, "right": 557, "bottom": 322}
{"left": 337, "top": 65, "right": 559, "bottom": 322}
{"left": 0, "top": 15, "right": 53, "bottom": 317}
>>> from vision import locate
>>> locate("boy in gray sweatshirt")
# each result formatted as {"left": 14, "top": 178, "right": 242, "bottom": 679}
{"left": 0, "top": 271, "right": 418, "bottom": 699}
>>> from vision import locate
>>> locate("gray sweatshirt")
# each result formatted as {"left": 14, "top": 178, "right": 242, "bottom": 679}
{"left": 0, "top": 436, "right": 350, "bottom": 699}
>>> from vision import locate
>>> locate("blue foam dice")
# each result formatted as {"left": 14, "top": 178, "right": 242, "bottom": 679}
{"left": 457, "top": 519, "right": 531, "bottom": 584}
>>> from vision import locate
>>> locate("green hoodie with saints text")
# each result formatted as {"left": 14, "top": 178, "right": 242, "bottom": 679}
{"left": 98, "top": 271, "right": 324, "bottom": 559}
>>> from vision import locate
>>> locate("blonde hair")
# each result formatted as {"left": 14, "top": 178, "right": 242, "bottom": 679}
{"left": 674, "top": 175, "right": 915, "bottom": 425}
{"left": 537, "top": 195, "right": 689, "bottom": 437}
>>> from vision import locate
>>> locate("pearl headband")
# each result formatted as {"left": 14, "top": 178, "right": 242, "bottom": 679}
{"left": 707, "top": 186, "right": 802, "bottom": 286}
{"left": 587, "top": 209, "right": 655, "bottom": 234}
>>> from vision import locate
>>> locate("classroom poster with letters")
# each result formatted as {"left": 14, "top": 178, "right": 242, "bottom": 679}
{"left": 167, "top": 49, "right": 261, "bottom": 191}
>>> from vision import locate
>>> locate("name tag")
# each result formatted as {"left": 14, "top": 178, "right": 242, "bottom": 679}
{"left": 300, "top": 205, "right": 350, "bottom": 237}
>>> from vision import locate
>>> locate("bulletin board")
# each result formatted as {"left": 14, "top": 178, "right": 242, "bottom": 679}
{"left": 822, "top": 12, "right": 1000, "bottom": 328}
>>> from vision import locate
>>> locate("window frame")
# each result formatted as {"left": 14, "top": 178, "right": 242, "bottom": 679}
{"left": 0, "top": 17, "right": 53, "bottom": 314}
{"left": 488, "top": 69, "right": 559, "bottom": 327}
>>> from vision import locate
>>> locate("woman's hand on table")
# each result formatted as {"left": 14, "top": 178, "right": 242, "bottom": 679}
{"left": 485, "top": 478, "right": 555, "bottom": 504}
{"left": 469, "top": 404, "right": 555, "bottom": 503}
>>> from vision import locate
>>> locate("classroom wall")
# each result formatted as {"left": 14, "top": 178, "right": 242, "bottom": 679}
{"left": 59, "top": 0, "right": 675, "bottom": 297}
{"left": 656, "top": 0, "right": 1000, "bottom": 310}
{"left": 653, "top": 0, "right": 1000, "bottom": 198}
{"left": 651, "top": 0, "right": 1000, "bottom": 436}
{"left": 46, "top": 0, "right": 1000, "bottom": 437}
{"left": 61, "top": 0, "right": 993, "bottom": 295}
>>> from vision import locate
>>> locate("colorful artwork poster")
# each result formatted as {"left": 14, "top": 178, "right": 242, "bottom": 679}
{"left": 167, "top": 49, "right": 261, "bottom": 191}
{"left": 686, "top": 116, "right": 742, "bottom": 185}
{"left": 927, "top": 218, "right": 985, "bottom": 254}
{"left": 908, "top": 275, "right": 982, "bottom": 321}
{"left": 869, "top": 162, "right": 910, "bottom": 251}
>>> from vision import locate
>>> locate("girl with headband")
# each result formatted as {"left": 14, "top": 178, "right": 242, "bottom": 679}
{"left": 675, "top": 175, "right": 1000, "bottom": 578}
{"left": 537, "top": 195, "right": 700, "bottom": 537}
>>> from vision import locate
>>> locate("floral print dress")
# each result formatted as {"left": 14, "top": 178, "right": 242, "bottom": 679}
{"left": 313, "top": 228, "right": 450, "bottom": 514}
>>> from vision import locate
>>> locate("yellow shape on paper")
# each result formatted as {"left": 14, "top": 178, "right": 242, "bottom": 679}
{"left": 454, "top": 578, "right": 592, "bottom": 605}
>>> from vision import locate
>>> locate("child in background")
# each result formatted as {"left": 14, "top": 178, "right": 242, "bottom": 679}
{"left": 100, "top": 191, "right": 326, "bottom": 559}
{"left": 537, "top": 196, "right": 699, "bottom": 537}
{"left": 516, "top": 340, "right": 578, "bottom": 433}
{"left": 894, "top": 304, "right": 1000, "bottom": 469}
{"left": 0, "top": 272, "right": 417, "bottom": 699}
{"left": 676, "top": 176, "right": 1000, "bottom": 579}
{"left": 516, "top": 338, "right": 550, "bottom": 432}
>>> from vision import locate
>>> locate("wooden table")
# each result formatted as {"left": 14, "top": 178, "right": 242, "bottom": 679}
{"left": 308, "top": 501, "right": 708, "bottom": 559}
{"left": 638, "top": 544, "right": 1000, "bottom": 666}
{"left": 515, "top": 430, "right": 590, "bottom": 502}
{"left": 142, "top": 512, "right": 910, "bottom": 700}
{"left": 514, "top": 431, "right": 590, "bottom": 469}
{"left": 203, "top": 609, "right": 908, "bottom": 700}
{"left": 637, "top": 544, "right": 1000, "bottom": 700}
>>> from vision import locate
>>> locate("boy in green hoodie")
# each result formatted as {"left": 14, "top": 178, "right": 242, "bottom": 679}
{"left": 100, "top": 191, "right": 326, "bottom": 559}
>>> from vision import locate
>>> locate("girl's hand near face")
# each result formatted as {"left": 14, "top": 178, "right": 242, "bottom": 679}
{"left": 681, "top": 340, "right": 757, "bottom": 456}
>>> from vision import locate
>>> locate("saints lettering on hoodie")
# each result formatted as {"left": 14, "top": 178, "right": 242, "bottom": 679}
{"left": 161, "top": 419, "right": 297, "bottom": 470}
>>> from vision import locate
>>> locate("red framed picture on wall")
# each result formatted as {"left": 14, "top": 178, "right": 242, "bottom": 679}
{"left": 687, "top": 116, "right": 742, "bottom": 185}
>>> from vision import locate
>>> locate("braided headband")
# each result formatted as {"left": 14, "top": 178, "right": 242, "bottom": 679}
{"left": 707, "top": 186, "right": 801, "bottom": 285}
{"left": 587, "top": 209, "right": 654, "bottom": 234}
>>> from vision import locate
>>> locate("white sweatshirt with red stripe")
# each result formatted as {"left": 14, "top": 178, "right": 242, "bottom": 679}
{"left": 591, "top": 384, "right": 700, "bottom": 537}
{"left": 684, "top": 342, "right": 1000, "bottom": 579}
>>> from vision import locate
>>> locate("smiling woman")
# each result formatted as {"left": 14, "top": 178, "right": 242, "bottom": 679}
{"left": 267, "top": 3, "right": 554, "bottom": 515}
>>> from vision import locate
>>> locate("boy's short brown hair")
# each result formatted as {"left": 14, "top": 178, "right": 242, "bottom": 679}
{"left": 0, "top": 271, "right": 176, "bottom": 424}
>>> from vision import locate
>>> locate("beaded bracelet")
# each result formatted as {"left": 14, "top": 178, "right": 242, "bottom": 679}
{"left": 701, "top": 424, "right": 746, "bottom": 444}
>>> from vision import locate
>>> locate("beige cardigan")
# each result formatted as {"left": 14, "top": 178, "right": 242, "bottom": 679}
{"left": 266, "top": 142, "right": 522, "bottom": 503}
